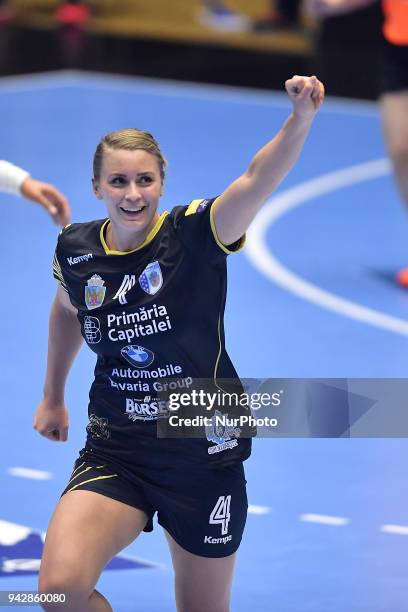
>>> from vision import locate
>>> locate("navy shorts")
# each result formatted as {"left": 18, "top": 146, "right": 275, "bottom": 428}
{"left": 379, "top": 38, "right": 408, "bottom": 95}
{"left": 61, "top": 451, "right": 248, "bottom": 558}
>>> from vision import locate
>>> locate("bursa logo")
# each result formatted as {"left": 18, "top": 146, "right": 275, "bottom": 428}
{"left": 121, "top": 345, "right": 154, "bottom": 368}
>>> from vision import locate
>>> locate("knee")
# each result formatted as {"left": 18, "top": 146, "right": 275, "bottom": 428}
{"left": 388, "top": 143, "right": 408, "bottom": 170}
{"left": 38, "top": 572, "right": 91, "bottom": 610}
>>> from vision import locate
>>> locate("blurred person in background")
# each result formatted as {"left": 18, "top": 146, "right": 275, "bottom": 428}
{"left": 197, "top": 0, "right": 250, "bottom": 32}
{"left": 307, "top": 0, "right": 408, "bottom": 285}
{"left": 55, "top": 0, "right": 91, "bottom": 67}
{"left": 253, "top": 0, "right": 303, "bottom": 31}
{"left": 55, "top": 0, "right": 90, "bottom": 27}
{"left": 0, "top": 0, "right": 13, "bottom": 25}
{"left": 0, "top": 160, "right": 70, "bottom": 227}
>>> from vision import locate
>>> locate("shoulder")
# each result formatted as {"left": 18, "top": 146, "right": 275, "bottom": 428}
{"left": 57, "top": 219, "right": 106, "bottom": 250}
{"left": 169, "top": 198, "right": 215, "bottom": 224}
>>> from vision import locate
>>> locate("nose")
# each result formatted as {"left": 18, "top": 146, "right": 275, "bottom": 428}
{"left": 124, "top": 181, "right": 141, "bottom": 202}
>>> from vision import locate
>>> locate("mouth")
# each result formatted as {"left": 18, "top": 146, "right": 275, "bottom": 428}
{"left": 119, "top": 205, "right": 146, "bottom": 218}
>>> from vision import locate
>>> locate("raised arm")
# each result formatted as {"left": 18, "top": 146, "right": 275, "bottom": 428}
{"left": 33, "top": 286, "right": 83, "bottom": 442}
{"left": 212, "top": 75, "right": 325, "bottom": 245}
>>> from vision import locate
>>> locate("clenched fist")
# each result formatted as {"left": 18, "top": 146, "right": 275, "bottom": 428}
{"left": 33, "top": 398, "right": 69, "bottom": 442}
{"left": 285, "top": 75, "right": 325, "bottom": 119}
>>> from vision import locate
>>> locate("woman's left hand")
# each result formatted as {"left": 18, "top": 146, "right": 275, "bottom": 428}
{"left": 285, "top": 75, "right": 325, "bottom": 120}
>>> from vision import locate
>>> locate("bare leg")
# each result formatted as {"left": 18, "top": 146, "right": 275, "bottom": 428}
{"left": 39, "top": 491, "right": 148, "bottom": 611}
{"left": 164, "top": 529, "right": 236, "bottom": 612}
{"left": 379, "top": 90, "right": 408, "bottom": 206}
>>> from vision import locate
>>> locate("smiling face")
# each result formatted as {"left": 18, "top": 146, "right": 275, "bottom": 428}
{"left": 93, "top": 147, "right": 163, "bottom": 247}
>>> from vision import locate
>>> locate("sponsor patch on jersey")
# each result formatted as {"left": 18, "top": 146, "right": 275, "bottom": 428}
{"left": 121, "top": 345, "right": 155, "bottom": 368}
{"left": 114, "top": 274, "right": 136, "bottom": 305}
{"left": 206, "top": 410, "right": 241, "bottom": 455}
{"left": 85, "top": 274, "right": 106, "bottom": 310}
{"left": 139, "top": 261, "right": 163, "bottom": 296}
{"left": 86, "top": 414, "right": 110, "bottom": 440}
{"left": 67, "top": 253, "right": 93, "bottom": 266}
{"left": 83, "top": 316, "right": 102, "bottom": 344}
{"left": 125, "top": 397, "right": 169, "bottom": 421}
{"left": 197, "top": 199, "right": 210, "bottom": 213}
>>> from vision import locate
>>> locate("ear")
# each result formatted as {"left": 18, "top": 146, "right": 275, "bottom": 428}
{"left": 92, "top": 177, "right": 103, "bottom": 200}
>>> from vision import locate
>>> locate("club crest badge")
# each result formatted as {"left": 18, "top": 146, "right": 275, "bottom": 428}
{"left": 139, "top": 261, "right": 163, "bottom": 296}
{"left": 205, "top": 410, "right": 241, "bottom": 455}
{"left": 85, "top": 274, "right": 106, "bottom": 310}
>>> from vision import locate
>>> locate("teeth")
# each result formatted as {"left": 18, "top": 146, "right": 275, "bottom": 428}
{"left": 122, "top": 207, "right": 143, "bottom": 212}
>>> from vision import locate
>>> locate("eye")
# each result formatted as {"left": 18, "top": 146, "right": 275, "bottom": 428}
{"left": 139, "top": 176, "right": 153, "bottom": 185}
{"left": 110, "top": 177, "right": 126, "bottom": 186}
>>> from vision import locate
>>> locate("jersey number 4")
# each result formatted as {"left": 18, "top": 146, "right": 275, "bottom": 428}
{"left": 209, "top": 495, "right": 231, "bottom": 535}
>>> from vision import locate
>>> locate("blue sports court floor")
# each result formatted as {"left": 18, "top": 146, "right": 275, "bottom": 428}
{"left": 0, "top": 71, "right": 407, "bottom": 611}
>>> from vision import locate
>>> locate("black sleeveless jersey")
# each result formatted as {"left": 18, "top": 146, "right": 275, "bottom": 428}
{"left": 53, "top": 199, "right": 252, "bottom": 468}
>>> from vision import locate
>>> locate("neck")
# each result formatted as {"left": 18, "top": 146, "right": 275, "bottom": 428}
{"left": 106, "top": 213, "right": 160, "bottom": 251}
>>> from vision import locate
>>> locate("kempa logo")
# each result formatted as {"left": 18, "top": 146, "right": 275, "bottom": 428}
{"left": 204, "top": 535, "right": 232, "bottom": 545}
{"left": 114, "top": 275, "right": 136, "bottom": 305}
{"left": 67, "top": 253, "right": 93, "bottom": 266}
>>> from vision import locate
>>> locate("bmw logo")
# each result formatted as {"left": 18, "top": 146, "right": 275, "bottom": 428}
{"left": 121, "top": 345, "right": 154, "bottom": 368}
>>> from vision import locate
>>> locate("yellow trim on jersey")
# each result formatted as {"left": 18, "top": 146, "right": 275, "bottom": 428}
{"left": 209, "top": 204, "right": 246, "bottom": 255}
{"left": 59, "top": 223, "right": 71, "bottom": 235}
{"left": 100, "top": 212, "right": 169, "bottom": 256}
{"left": 67, "top": 473, "right": 118, "bottom": 493}
{"left": 213, "top": 313, "right": 222, "bottom": 385}
{"left": 54, "top": 279, "right": 68, "bottom": 293}
{"left": 185, "top": 199, "right": 205, "bottom": 216}
{"left": 53, "top": 251, "right": 68, "bottom": 292}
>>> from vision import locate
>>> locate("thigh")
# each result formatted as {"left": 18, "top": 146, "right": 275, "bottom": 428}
{"left": 379, "top": 90, "right": 408, "bottom": 156}
{"left": 155, "top": 462, "right": 248, "bottom": 558}
{"left": 164, "top": 529, "right": 236, "bottom": 612}
{"left": 39, "top": 490, "right": 148, "bottom": 595}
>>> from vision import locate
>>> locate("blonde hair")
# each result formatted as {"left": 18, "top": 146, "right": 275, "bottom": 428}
{"left": 93, "top": 128, "right": 167, "bottom": 182}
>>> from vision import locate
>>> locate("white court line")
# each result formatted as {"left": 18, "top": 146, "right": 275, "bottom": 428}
{"left": 1, "top": 559, "right": 41, "bottom": 572}
{"left": 381, "top": 524, "right": 408, "bottom": 536}
{"left": 0, "top": 70, "right": 379, "bottom": 116}
{"left": 248, "top": 504, "right": 271, "bottom": 515}
{"left": 300, "top": 513, "right": 350, "bottom": 526}
{"left": 0, "top": 520, "right": 32, "bottom": 545}
{"left": 7, "top": 467, "right": 53, "bottom": 480}
{"left": 0, "top": 520, "right": 163, "bottom": 569}
{"left": 245, "top": 158, "right": 408, "bottom": 338}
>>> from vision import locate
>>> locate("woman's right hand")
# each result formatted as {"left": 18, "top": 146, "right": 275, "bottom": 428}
{"left": 33, "top": 398, "right": 69, "bottom": 442}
